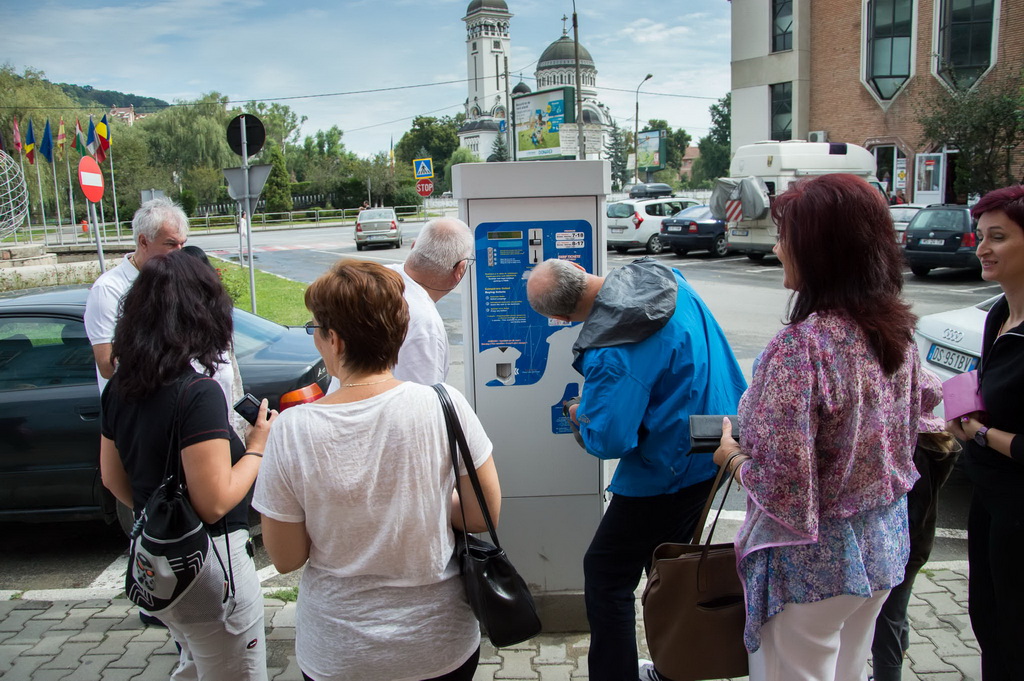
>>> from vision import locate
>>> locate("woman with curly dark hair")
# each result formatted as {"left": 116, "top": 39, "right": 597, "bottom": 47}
{"left": 100, "top": 250, "right": 276, "bottom": 681}
{"left": 714, "top": 174, "right": 941, "bottom": 681}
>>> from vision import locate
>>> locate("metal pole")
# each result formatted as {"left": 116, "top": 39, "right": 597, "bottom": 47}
{"left": 17, "top": 155, "right": 32, "bottom": 237}
{"left": 108, "top": 142, "right": 120, "bottom": 231}
{"left": 240, "top": 116, "right": 256, "bottom": 315}
{"left": 90, "top": 201, "right": 106, "bottom": 274}
{"left": 634, "top": 74, "right": 653, "bottom": 185}
{"left": 33, "top": 162, "right": 49, "bottom": 245}
{"left": 65, "top": 153, "right": 76, "bottom": 237}
{"left": 50, "top": 159, "right": 63, "bottom": 245}
{"left": 572, "top": 5, "right": 585, "bottom": 160}
{"left": 503, "top": 56, "right": 513, "bottom": 159}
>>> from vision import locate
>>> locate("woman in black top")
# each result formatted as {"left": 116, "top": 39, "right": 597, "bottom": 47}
{"left": 100, "top": 250, "right": 277, "bottom": 681}
{"left": 948, "top": 184, "right": 1024, "bottom": 681}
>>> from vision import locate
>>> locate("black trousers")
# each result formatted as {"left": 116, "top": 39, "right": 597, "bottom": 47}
{"left": 871, "top": 445, "right": 956, "bottom": 681}
{"left": 583, "top": 476, "right": 716, "bottom": 681}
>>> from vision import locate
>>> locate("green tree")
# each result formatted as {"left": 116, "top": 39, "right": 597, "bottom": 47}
{"left": 641, "top": 118, "right": 691, "bottom": 173}
{"left": 604, "top": 120, "right": 630, "bottom": 190}
{"left": 443, "top": 147, "right": 481, "bottom": 192}
{"left": 917, "top": 72, "right": 1024, "bottom": 199}
{"left": 689, "top": 94, "right": 732, "bottom": 187}
{"left": 141, "top": 92, "right": 235, "bottom": 170}
{"left": 394, "top": 115, "right": 462, "bottom": 186}
{"left": 262, "top": 141, "right": 293, "bottom": 213}
{"left": 489, "top": 134, "right": 510, "bottom": 162}
{"left": 241, "top": 101, "right": 307, "bottom": 153}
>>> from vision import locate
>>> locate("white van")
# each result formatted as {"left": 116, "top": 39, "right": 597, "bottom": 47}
{"left": 719, "top": 141, "right": 884, "bottom": 260}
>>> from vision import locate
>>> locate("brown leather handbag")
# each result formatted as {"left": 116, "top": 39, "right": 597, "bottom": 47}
{"left": 641, "top": 453, "right": 749, "bottom": 681}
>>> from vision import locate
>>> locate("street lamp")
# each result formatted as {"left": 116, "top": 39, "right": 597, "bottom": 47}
{"left": 634, "top": 73, "right": 653, "bottom": 185}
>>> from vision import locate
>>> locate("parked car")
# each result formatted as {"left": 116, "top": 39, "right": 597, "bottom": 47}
{"left": 606, "top": 197, "right": 701, "bottom": 255}
{"left": 355, "top": 207, "right": 403, "bottom": 250}
{"left": 889, "top": 204, "right": 927, "bottom": 245}
{"left": 914, "top": 295, "right": 997, "bottom": 418}
{"left": 660, "top": 205, "right": 730, "bottom": 257}
{"left": 628, "top": 182, "right": 674, "bottom": 199}
{"left": 903, "top": 204, "right": 980, "bottom": 277}
{"left": 0, "top": 286, "right": 330, "bottom": 531}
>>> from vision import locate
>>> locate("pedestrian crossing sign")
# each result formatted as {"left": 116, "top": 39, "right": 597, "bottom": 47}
{"left": 413, "top": 158, "right": 434, "bottom": 179}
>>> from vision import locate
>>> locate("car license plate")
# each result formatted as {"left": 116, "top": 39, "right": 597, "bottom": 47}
{"left": 369, "top": 235, "right": 387, "bottom": 240}
{"left": 920, "top": 238, "right": 945, "bottom": 246}
{"left": 927, "top": 344, "right": 978, "bottom": 373}
{"left": 731, "top": 229, "right": 749, "bottom": 237}
{"left": 610, "top": 227, "right": 625, "bottom": 233}
{"left": 667, "top": 225, "right": 681, "bottom": 232}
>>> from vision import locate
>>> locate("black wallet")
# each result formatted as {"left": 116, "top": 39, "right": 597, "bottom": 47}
{"left": 688, "top": 414, "right": 741, "bottom": 454}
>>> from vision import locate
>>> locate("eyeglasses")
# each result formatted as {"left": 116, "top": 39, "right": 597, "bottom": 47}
{"left": 304, "top": 321, "right": 322, "bottom": 335}
{"left": 456, "top": 257, "right": 476, "bottom": 269}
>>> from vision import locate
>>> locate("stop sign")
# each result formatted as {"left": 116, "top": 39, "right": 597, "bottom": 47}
{"left": 416, "top": 179, "right": 434, "bottom": 197}
{"left": 78, "top": 157, "right": 105, "bottom": 203}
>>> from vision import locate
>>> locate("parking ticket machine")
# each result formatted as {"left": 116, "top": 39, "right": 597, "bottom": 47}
{"left": 452, "top": 159, "right": 610, "bottom": 629}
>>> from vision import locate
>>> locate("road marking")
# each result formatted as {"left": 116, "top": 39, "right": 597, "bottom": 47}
{"left": 744, "top": 268, "right": 781, "bottom": 274}
{"left": 90, "top": 552, "right": 129, "bottom": 589}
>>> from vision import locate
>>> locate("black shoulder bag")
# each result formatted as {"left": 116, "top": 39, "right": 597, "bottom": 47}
{"left": 432, "top": 383, "right": 542, "bottom": 648}
{"left": 125, "top": 376, "right": 233, "bottom": 620}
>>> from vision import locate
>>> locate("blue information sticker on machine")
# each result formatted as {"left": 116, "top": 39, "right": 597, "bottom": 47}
{"left": 474, "top": 219, "right": 593, "bottom": 387}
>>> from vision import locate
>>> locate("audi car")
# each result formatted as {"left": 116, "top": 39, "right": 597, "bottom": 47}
{"left": 0, "top": 286, "right": 331, "bottom": 531}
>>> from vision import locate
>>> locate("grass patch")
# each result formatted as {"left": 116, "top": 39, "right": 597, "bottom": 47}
{"left": 212, "top": 257, "right": 309, "bottom": 326}
{"left": 266, "top": 587, "right": 299, "bottom": 602}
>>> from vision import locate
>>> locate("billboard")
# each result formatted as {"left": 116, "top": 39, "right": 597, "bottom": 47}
{"left": 513, "top": 87, "right": 576, "bottom": 160}
{"left": 637, "top": 130, "right": 666, "bottom": 172}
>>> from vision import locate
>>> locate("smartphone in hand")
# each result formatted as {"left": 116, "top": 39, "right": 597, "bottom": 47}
{"left": 233, "top": 393, "right": 263, "bottom": 426}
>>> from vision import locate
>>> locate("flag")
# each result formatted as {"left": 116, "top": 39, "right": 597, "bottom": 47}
{"left": 39, "top": 120, "right": 54, "bottom": 163}
{"left": 86, "top": 116, "right": 98, "bottom": 158}
{"left": 75, "top": 119, "right": 88, "bottom": 156}
{"left": 13, "top": 118, "right": 22, "bottom": 153}
{"left": 57, "top": 118, "right": 67, "bottom": 159}
{"left": 25, "top": 119, "right": 35, "bottom": 164}
{"left": 94, "top": 114, "right": 109, "bottom": 163}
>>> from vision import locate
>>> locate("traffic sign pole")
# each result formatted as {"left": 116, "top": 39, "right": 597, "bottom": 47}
{"left": 240, "top": 115, "right": 257, "bottom": 315}
{"left": 78, "top": 157, "right": 107, "bottom": 274}
{"left": 90, "top": 202, "right": 105, "bottom": 274}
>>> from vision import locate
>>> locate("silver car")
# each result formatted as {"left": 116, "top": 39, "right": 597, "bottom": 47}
{"left": 355, "top": 208, "right": 403, "bottom": 250}
{"left": 889, "top": 204, "right": 926, "bottom": 245}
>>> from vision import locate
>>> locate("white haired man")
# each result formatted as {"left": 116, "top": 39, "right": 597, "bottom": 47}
{"left": 85, "top": 197, "right": 188, "bottom": 391}
{"left": 328, "top": 217, "right": 474, "bottom": 391}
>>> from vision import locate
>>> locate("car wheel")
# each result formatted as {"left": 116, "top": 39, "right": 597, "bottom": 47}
{"left": 911, "top": 265, "right": 931, "bottom": 277}
{"left": 614, "top": 246, "right": 629, "bottom": 254}
{"left": 645, "top": 234, "right": 664, "bottom": 255}
{"left": 711, "top": 234, "right": 729, "bottom": 258}
{"left": 116, "top": 500, "right": 136, "bottom": 537}
{"left": 747, "top": 252, "right": 766, "bottom": 262}
{"left": 672, "top": 248, "right": 688, "bottom": 257}
{"left": 355, "top": 242, "right": 365, "bottom": 251}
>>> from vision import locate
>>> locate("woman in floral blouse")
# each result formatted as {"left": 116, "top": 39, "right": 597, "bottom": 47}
{"left": 715, "top": 173, "right": 941, "bottom": 681}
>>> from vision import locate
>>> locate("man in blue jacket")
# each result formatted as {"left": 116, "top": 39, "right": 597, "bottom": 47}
{"left": 527, "top": 257, "right": 747, "bottom": 681}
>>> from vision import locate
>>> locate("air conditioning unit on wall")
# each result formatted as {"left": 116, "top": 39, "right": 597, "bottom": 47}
{"left": 808, "top": 130, "right": 829, "bottom": 143}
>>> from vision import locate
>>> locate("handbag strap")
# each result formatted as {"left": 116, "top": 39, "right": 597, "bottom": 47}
{"left": 433, "top": 384, "right": 501, "bottom": 549}
{"left": 691, "top": 451, "right": 745, "bottom": 546}
{"left": 161, "top": 375, "right": 192, "bottom": 484}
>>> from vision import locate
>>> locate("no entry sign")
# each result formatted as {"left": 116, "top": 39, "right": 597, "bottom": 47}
{"left": 78, "top": 157, "right": 105, "bottom": 203}
{"left": 416, "top": 179, "right": 434, "bottom": 197}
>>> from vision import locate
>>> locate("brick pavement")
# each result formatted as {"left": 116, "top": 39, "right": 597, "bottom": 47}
{"left": 0, "top": 567, "right": 980, "bottom": 681}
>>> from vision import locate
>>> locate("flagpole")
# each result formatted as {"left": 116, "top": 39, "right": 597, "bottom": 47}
{"left": 50, "top": 159, "right": 64, "bottom": 245}
{"left": 65, "top": 154, "right": 76, "bottom": 237}
{"left": 17, "top": 155, "right": 31, "bottom": 241}
{"left": 34, "top": 164, "right": 49, "bottom": 245}
{"left": 108, "top": 144, "right": 120, "bottom": 232}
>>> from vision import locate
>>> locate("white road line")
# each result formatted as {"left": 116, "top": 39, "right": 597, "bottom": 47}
{"left": 90, "top": 552, "right": 129, "bottom": 589}
{"left": 257, "top": 564, "right": 281, "bottom": 583}
{"left": 744, "top": 268, "right": 780, "bottom": 274}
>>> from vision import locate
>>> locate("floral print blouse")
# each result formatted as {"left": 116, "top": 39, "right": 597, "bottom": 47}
{"left": 734, "top": 312, "right": 942, "bottom": 652}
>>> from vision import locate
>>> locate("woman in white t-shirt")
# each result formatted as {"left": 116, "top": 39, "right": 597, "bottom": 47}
{"left": 253, "top": 260, "right": 501, "bottom": 681}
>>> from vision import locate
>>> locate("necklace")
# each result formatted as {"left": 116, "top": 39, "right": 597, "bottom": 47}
{"left": 339, "top": 375, "right": 393, "bottom": 388}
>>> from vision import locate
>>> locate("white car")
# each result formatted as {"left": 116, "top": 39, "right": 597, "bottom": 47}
{"left": 606, "top": 197, "right": 701, "bottom": 255}
{"left": 914, "top": 295, "right": 999, "bottom": 417}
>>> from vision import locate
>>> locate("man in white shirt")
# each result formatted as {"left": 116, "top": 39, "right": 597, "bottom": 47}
{"left": 329, "top": 217, "right": 474, "bottom": 390}
{"left": 84, "top": 197, "right": 189, "bottom": 392}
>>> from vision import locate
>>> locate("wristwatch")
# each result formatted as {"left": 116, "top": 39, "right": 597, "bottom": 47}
{"left": 974, "top": 425, "right": 990, "bottom": 447}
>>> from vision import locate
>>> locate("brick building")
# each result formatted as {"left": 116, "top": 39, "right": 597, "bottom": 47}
{"left": 730, "top": 0, "right": 1023, "bottom": 203}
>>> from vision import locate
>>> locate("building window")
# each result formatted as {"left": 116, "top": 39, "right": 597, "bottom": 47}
{"left": 867, "top": 0, "right": 912, "bottom": 99}
{"left": 770, "top": 82, "right": 793, "bottom": 141}
{"left": 937, "top": 0, "right": 995, "bottom": 88}
{"left": 772, "top": 0, "right": 793, "bottom": 52}
{"left": 493, "top": 40, "right": 501, "bottom": 49}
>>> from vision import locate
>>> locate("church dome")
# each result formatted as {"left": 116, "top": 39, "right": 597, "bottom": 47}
{"left": 512, "top": 81, "right": 532, "bottom": 95}
{"left": 537, "top": 35, "right": 594, "bottom": 70}
{"left": 466, "top": 0, "right": 509, "bottom": 14}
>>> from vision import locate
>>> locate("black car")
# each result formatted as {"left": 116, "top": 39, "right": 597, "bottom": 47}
{"left": 903, "top": 205, "right": 980, "bottom": 277}
{"left": 660, "top": 205, "right": 730, "bottom": 258}
{"left": 0, "top": 286, "right": 330, "bottom": 530}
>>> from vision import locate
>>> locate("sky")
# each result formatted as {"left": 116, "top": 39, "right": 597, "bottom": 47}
{"left": 1, "top": 0, "right": 732, "bottom": 159}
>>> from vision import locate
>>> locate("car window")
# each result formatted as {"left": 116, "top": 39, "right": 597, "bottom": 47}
{"left": 0, "top": 317, "right": 95, "bottom": 390}
{"left": 645, "top": 203, "right": 665, "bottom": 217}
{"left": 911, "top": 209, "right": 965, "bottom": 231}
{"left": 666, "top": 202, "right": 684, "bottom": 214}
{"left": 890, "top": 207, "right": 921, "bottom": 223}
{"left": 607, "top": 203, "right": 635, "bottom": 219}
{"left": 360, "top": 209, "right": 393, "bottom": 220}
{"left": 232, "top": 309, "right": 286, "bottom": 357}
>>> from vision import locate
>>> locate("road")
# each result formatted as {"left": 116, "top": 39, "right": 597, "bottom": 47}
{"left": 0, "top": 219, "right": 997, "bottom": 595}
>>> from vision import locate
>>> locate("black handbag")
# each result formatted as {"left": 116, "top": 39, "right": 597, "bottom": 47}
{"left": 125, "top": 377, "right": 232, "bottom": 620}
{"left": 433, "top": 384, "right": 542, "bottom": 648}
{"left": 641, "top": 453, "right": 748, "bottom": 681}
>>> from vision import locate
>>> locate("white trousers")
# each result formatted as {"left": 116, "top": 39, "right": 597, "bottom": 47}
{"left": 749, "top": 590, "right": 889, "bottom": 681}
{"left": 161, "top": 529, "right": 268, "bottom": 681}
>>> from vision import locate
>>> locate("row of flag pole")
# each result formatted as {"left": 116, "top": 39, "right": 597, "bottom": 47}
{"left": 3, "top": 114, "right": 119, "bottom": 244}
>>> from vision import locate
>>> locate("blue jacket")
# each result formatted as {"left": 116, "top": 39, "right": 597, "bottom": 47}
{"left": 572, "top": 258, "right": 747, "bottom": 496}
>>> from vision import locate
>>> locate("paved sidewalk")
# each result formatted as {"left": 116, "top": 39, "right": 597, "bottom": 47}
{"left": 0, "top": 566, "right": 980, "bottom": 681}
